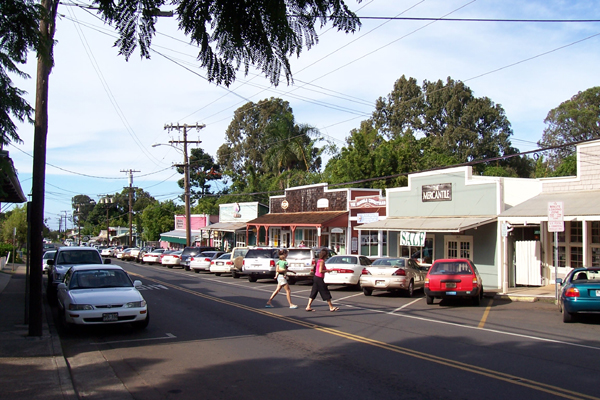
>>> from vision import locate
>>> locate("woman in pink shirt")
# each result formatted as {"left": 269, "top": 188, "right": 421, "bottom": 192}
{"left": 306, "top": 249, "right": 339, "bottom": 312}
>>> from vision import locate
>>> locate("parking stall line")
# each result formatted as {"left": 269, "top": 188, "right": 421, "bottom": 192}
{"left": 390, "top": 297, "right": 422, "bottom": 313}
{"left": 126, "top": 274, "right": 599, "bottom": 400}
{"left": 478, "top": 298, "right": 494, "bottom": 328}
{"left": 335, "top": 292, "right": 365, "bottom": 302}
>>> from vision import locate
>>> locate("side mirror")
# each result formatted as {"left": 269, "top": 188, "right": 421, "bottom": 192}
{"left": 57, "top": 283, "right": 67, "bottom": 290}
{"left": 133, "top": 280, "right": 142, "bottom": 287}
{"left": 47, "top": 259, "right": 54, "bottom": 266}
{"left": 104, "top": 258, "right": 111, "bottom": 264}
{"left": 556, "top": 278, "right": 563, "bottom": 285}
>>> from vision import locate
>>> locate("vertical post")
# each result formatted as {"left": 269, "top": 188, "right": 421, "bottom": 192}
{"left": 183, "top": 125, "right": 191, "bottom": 247}
{"left": 554, "top": 231, "right": 559, "bottom": 301}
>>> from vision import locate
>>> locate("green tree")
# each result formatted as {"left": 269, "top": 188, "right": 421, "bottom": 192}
{"left": 94, "top": 0, "right": 360, "bottom": 87}
{"left": 372, "top": 75, "right": 530, "bottom": 177}
{"left": 141, "top": 200, "right": 181, "bottom": 242}
{"left": 0, "top": 205, "right": 27, "bottom": 248}
{"left": 176, "top": 148, "right": 221, "bottom": 203}
{"left": 0, "top": 0, "right": 41, "bottom": 145}
{"left": 538, "top": 87, "right": 600, "bottom": 170}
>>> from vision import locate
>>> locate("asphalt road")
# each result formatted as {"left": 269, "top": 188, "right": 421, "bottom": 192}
{"left": 53, "top": 259, "right": 600, "bottom": 400}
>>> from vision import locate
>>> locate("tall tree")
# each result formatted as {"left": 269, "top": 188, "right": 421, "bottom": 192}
{"left": 0, "top": 205, "right": 27, "bottom": 248}
{"left": 538, "top": 87, "right": 600, "bottom": 170}
{"left": 176, "top": 148, "right": 221, "bottom": 203}
{"left": 141, "top": 200, "right": 181, "bottom": 242}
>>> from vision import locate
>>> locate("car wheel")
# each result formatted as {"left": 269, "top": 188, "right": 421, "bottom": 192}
{"left": 426, "top": 294, "right": 434, "bottom": 305}
{"left": 232, "top": 271, "right": 240, "bottom": 279}
{"left": 404, "top": 280, "right": 414, "bottom": 297}
{"left": 193, "top": 269, "right": 199, "bottom": 273}
{"left": 287, "top": 277, "right": 296, "bottom": 285}
{"left": 185, "top": 266, "right": 190, "bottom": 271}
{"left": 563, "top": 308, "right": 574, "bottom": 323}
{"left": 133, "top": 312, "right": 150, "bottom": 330}
{"left": 167, "top": 265, "right": 173, "bottom": 269}
{"left": 363, "top": 287, "right": 373, "bottom": 296}
{"left": 248, "top": 276, "right": 257, "bottom": 283}
{"left": 61, "top": 309, "right": 74, "bottom": 332}
{"left": 215, "top": 273, "right": 221, "bottom": 276}
{"left": 472, "top": 292, "right": 481, "bottom": 306}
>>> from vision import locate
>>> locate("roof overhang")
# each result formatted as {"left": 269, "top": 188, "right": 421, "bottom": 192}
{"left": 200, "top": 221, "right": 247, "bottom": 232}
{"left": 246, "top": 211, "right": 348, "bottom": 228}
{"left": 355, "top": 216, "right": 496, "bottom": 233}
{"left": 0, "top": 151, "right": 26, "bottom": 203}
{"left": 159, "top": 229, "right": 201, "bottom": 244}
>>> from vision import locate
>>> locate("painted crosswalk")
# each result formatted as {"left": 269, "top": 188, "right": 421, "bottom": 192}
{"left": 137, "top": 284, "right": 169, "bottom": 291}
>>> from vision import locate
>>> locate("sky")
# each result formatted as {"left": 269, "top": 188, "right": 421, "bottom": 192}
{"left": 5, "top": 0, "right": 600, "bottom": 230}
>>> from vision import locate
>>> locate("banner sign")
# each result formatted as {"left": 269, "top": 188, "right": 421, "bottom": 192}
{"left": 400, "top": 231, "right": 426, "bottom": 247}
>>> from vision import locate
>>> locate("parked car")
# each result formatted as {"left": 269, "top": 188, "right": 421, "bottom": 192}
{"left": 360, "top": 257, "right": 427, "bottom": 297}
{"left": 46, "top": 246, "right": 109, "bottom": 302}
{"left": 43, "top": 242, "right": 57, "bottom": 253}
{"left": 100, "top": 247, "right": 115, "bottom": 257}
{"left": 56, "top": 264, "right": 149, "bottom": 329}
{"left": 116, "top": 248, "right": 131, "bottom": 259}
{"left": 284, "top": 246, "right": 336, "bottom": 284}
{"left": 190, "top": 251, "right": 226, "bottom": 273}
{"left": 231, "top": 247, "right": 251, "bottom": 279}
{"left": 42, "top": 250, "right": 56, "bottom": 273}
{"left": 424, "top": 258, "right": 484, "bottom": 306}
{"left": 158, "top": 250, "right": 176, "bottom": 265}
{"left": 111, "top": 246, "right": 124, "bottom": 257}
{"left": 161, "top": 250, "right": 183, "bottom": 268}
{"left": 557, "top": 267, "right": 600, "bottom": 323}
{"left": 136, "top": 246, "right": 155, "bottom": 262}
{"left": 142, "top": 248, "right": 166, "bottom": 265}
{"left": 242, "top": 248, "right": 281, "bottom": 282}
{"left": 209, "top": 253, "right": 233, "bottom": 276}
{"left": 180, "top": 246, "right": 217, "bottom": 271}
{"left": 123, "top": 247, "right": 141, "bottom": 261}
{"left": 323, "top": 255, "right": 372, "bottom": 288}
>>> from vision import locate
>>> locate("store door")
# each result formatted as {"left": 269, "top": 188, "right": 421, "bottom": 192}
{"left": 444, "top": 235, "right": 473, "bottom": 260}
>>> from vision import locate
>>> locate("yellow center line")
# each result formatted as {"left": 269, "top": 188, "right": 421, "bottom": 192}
{"left": 132, "top": 273, "right": 598, "bottom": 400}
{"left": 478, "top": 298, "right": 493, "bottom": 328}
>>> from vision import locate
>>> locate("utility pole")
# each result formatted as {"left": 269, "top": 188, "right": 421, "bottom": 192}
{"left": 99, "top": 195, "right": 114, "bottom": 246}
{"left": 121, "top": 169, "right": 139, "bottom": 246}
{"left": 163, "top": 123, "right": 205, "bottom": 247}
{"left": 60, "top": 210, "right": 70, "bottom": 240}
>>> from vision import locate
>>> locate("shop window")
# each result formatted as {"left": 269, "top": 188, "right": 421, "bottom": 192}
{"left": 552, "top": 245, "right": 566, "bottom": 268}
{"left": 330, "top": 232, "right": 346, "bottom": 255}
{"left": 235, "top": 233, "right": 245, "bottom": 248}
{"left": 592, "top": 222, "right": 600, "bottom": 244}
{"left": 360, "top": 230, "right": 379, "bottom": 257}
{"left": 444, "top": 235, "right": 473, "bottom": 260}
{"left": 295, "top": 229, "right": 317, "bottom": 248}
{"left": 400, "top": 237, "right": 433, "bottom": 264}
{"left": 570, "top": 246, "right": 583, "bottom": 268}
{"left": 592, "top": 247, "right": 600, "bottom": 267}
{"left": 570, "top": 221, "right": 582, "bottom": 243}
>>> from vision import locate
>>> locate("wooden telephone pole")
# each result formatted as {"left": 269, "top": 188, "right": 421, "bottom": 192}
{"left": 121, "top": 169, "right": 140, "bottom": 246}
{"left": 163, "top": 123, "right": 204, "bottom": 247}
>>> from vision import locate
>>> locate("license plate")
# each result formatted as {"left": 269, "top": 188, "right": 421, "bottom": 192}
{"left": 445, "top": 282, "right": 456, "bottom": 289}
{"left": 446, "top": 291, "right": 457, "bottom": 295}
{"left": 596, "top": 290, "right": 600, "bottom": 296}
{"left": 102, "top": 313, "right": 118, "bottom": 322}
{"left": 216, "top": 262, "right": 223, "bottom": 266}
{"left": 375, "top": 280, "right": 386, "bottom": 286}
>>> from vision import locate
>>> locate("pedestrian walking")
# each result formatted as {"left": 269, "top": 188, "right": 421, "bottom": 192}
{"left": 266, "top": 250, "right": 298, "bottom": 309}
{"left": 306, "top": 249, "right": 339, "bottom": 312}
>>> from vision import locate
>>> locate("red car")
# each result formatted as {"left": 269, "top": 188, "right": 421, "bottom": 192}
{"left": 424, "top": 258, "right": 484, "bottom": 306}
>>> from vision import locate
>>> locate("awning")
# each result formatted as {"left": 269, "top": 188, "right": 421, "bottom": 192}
{"left": 499, "top": 191, "right": 600, "bottom": 222}
{"left": 246, "top": 211, "right": 348, "bottom": 228}
{"left": 159, "top": 229, "right": 201, "bottom": 245}
{"left": 0, "top": 150, "right": 26, "bottom": 203}
{"left": 200, "top": 221, "right": 247, "bottom": 232}
{"left": 355, "top": 216, "right": 496, "bottom": 233}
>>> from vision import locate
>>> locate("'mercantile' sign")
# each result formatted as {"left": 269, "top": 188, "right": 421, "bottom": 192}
{"left": 422, "top": 183, "right": 452, "bottom": 202}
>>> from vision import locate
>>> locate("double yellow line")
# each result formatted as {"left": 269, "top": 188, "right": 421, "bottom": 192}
{"left": 134, "top": 273, "right": 598, "bottom": 400}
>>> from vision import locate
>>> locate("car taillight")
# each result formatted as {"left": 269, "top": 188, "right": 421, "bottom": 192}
{"left": 424, "top": 277, "right": 429, "bottom": 288}
{"left": 392, "top": 269, "right": 406, "bottom": 276}
{"left": 243, "top": 260, "right": 246, "bottom": 266}
{"left": 270, "top": 260, "right": 275, "bottom": 267}
{"left": 174, "top": 255, "right": 180, "bottom": 259}
{"left": 472, "top": 277, "right": 478, "bottom": 285}
{"left": 311, "top": 260, "right": 316, "bottom": 267}
{"left": 361, "top": 268, "right": 371, "bottom": 275}
{"left": 226, "top": 261, "right": 233, "bottom": 265}
{"left": 190, "top": 257, "right": 195, "bottom": 261}
{"left": 333, "top": 268, "right": 354, "bottom": 274}
{"left": 204, "top": 258, "right": 211, "bottom": 262}
{"left": 210, "top": 260, "right": 215, "bottom": 265}
{"left": 565, "top": 287, "right": 580, "bottom": 298}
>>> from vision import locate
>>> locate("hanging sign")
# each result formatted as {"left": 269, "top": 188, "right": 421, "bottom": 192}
{"left": 400, "top": 231, "right": 426, "bottom": 247}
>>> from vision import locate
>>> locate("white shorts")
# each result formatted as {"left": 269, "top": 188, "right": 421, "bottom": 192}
{"left": 277, "top": 275, "right": 288, "bottom": 286}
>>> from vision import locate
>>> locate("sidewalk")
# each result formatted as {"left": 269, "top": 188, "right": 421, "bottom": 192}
{"left": 0, "top": 264, "right": 77, "bottom": 400}
{"left": 490, "top": 284, "right": 558, "bottom": 304}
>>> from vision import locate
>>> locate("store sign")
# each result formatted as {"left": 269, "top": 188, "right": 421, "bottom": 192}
{"left": 349, "top": 196, "right": 386, "bottom": 208}
{"left": 233, "top": 202, "right": 241, "bottom": 218}
{"left": 422, "top": 183, "right": 452, "bottom": 202}
{"left": 317, "top": 198, "right": 329, "bottom": 208}
{"left": 175, "top": 218, "right": 184, "bottom": 229}
{"left": 331, "top": 228, "right": 344, "bottom": 233}
{"left": 357, "top": 213, "right": 379, "bottom": 224}
{"left": 400, "top": 231, "right": 426, "bottom": 247}
{"left": 281, "top": 200, "right": 289, "bottom": 210}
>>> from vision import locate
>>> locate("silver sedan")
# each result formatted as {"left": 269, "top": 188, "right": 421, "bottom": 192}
{"left": 359, "top": 257, "right": 427, "bottom": 297}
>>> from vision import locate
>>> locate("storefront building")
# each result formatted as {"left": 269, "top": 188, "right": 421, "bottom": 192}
{"left": 246, "top": 183, "right": 381, "bottom": 254}
{"left": 357, "top": 167, "right": 537, "bottom": 290}
{"left": 200, "top": 202, "right": 268, "bottom": 251}
{"left": 499, "top": 139, "right": 600, "bottom": 288}
{"left": 159, "top": 213, "right": 218, "bottom": 249}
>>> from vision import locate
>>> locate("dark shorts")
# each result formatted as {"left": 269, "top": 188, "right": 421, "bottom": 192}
{"left": 310, "top": 276, "right": 332, "bottom": 301}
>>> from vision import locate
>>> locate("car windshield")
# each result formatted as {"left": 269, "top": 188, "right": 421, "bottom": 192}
{"left": 57, "top": 250, "right": 102, "bottom": 265}
{"left": 327, "top": 256, "right": 358, "bottom": 265}
{"left": 372, "top": 258, "right": 406, "bottom": 267}
{"left": 43, "top": 251, "right": 56, "bottom": 260}
{"left": 429, "top": 261, "right": 473, "bottom": 275}
{"left": 69, "top": 269, "right": 132, "bottom": 289}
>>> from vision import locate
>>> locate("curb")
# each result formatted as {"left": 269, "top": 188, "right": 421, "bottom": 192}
{"left": 493, "top": 294, "right": 556, "bottom": 304}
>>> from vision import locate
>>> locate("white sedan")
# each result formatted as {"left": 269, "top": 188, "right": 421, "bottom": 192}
{"left": 100, "top": 247, "right": 115, "bottom": 257}
{"left": 323, "top": 255, "right": 373, "bottom": 288}
{"left": 209, "top": 253, "right": 233, "bottom": 276}
{"left": 161, "top": 250, "right": 183, "bottom": 268}
{"left": 43, "top": 250, "right": 56, "bottom": 273}
{"left": 142, "top": 249, "right": 166, "bottom": 265}
{"left": 56, "top": 264, "right": 149, "bottom": 329}
{"left": 190, "top": 251, "right": 225, "bottom": 272}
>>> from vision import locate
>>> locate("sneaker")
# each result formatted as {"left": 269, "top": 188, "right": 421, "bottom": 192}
{"left": 265, "top": 304, "right": 274, "bottom": 308}
{"left": 290, "top": 305, "right": 298, "bottom": 309}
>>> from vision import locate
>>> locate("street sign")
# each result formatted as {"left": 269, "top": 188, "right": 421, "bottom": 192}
{"left": 548, "top": 201, "right": 564, "bottom": 232}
